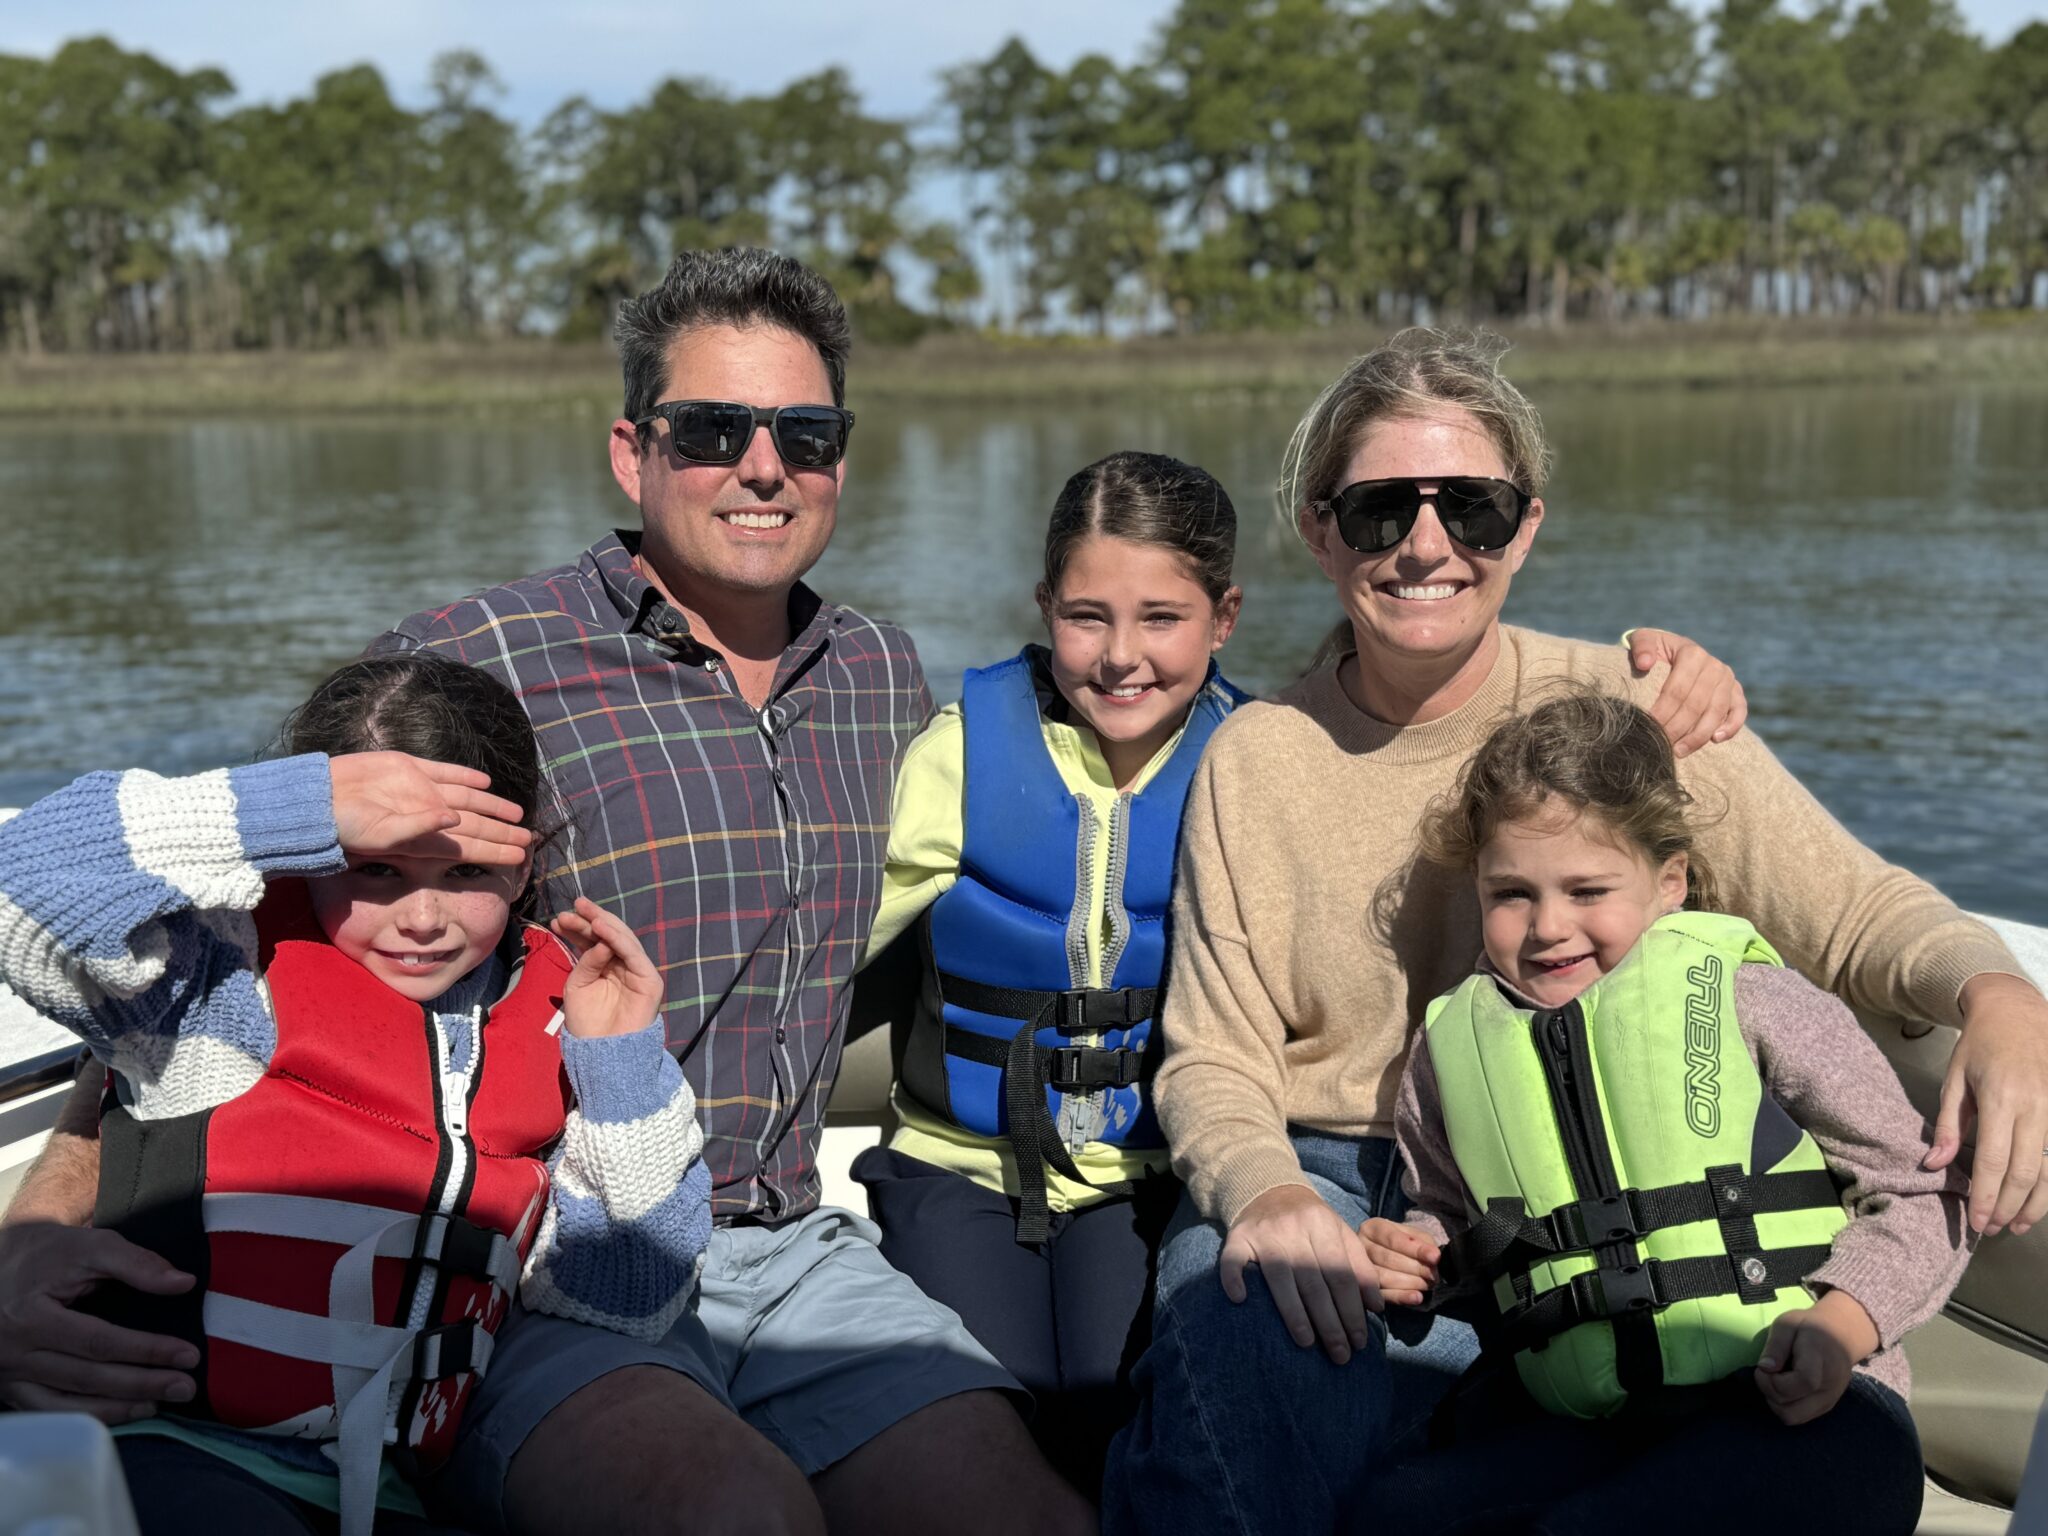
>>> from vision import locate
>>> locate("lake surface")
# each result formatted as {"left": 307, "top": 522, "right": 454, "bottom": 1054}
{"left": 2, "top": 384, "right": 2044, "bottom": 925}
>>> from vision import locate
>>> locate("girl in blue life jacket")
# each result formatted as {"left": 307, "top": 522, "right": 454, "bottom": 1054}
{"left": 1353, "top": 691, "right": 1973, "bottom": 1536}
{"left": 851, "top": 450, "right": 1248, "bottom": 1492}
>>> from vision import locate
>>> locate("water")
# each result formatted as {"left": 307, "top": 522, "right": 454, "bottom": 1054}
{"left": 1, "top": 385, "right": 2043, "bottom": 925}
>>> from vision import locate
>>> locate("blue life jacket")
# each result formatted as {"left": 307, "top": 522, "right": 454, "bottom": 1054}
{"left": 901, "top": 645, "right": 1247, "bottom": 1241}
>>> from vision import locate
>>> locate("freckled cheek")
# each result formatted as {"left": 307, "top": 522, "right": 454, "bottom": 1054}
{"left": 309, "top": 885, "right": 378, "bottom": 951}
{"left": 1047, "top": 631, "right": 1099, "bottom": 684}
{"left": 452, "top": 893, "right": 516, "bottom": 948}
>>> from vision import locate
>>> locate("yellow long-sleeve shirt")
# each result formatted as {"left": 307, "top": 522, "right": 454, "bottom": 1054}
{"left": 868, "top": 698, "right": 1195, "bottom": 1210}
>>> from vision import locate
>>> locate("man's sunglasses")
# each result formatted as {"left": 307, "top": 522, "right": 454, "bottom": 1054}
{"left": 633, "top": 400, "right": 856, "bottom": 469}
{"left": 1314, "top": 476, "right": 1533, "bottom": 554}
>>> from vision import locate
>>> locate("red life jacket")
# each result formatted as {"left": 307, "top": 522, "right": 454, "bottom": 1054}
{"left": 92, "top": 879, "right": 573, "bottom": 1532}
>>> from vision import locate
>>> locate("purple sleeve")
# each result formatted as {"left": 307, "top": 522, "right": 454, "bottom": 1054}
{"left": 1736, "top": 962, "right": 1975, "bottom": 1350}
{"left": 1393, "top": 1033, "right": 1467, "bottom": 1251}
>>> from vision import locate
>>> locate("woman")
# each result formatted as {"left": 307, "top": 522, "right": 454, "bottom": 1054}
{"left": 1100, "top": 329, "right": 2048, "bottom": 1536}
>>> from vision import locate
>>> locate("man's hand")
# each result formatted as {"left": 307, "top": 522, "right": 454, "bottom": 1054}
{"left": 1753, "top": 1290, "right": 1878, "bottom": 1426}
{"left": 1218, "top": 1184, "right": 1383, "bottom": 1365}
{"left": 329, "top": 752, "right": 533, "bottom": 867}
{"left": 1358, "top": 1218, "right": 1439, "bottom": 1307}
{"left": 0, "top": 1222, "right": 198, "bottom": 1422}
{"left": 1628, "top": 629, "right": 1748, "bottom": 758}
{"left": 552, "top": 897, "right": 665, "bottom": 1040}
{"left": 1927, "top": 972, "right": 2048, "bottom": 1236}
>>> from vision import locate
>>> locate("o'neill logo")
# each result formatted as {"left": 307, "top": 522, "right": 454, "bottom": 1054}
{"left": 1684, "top": 955, "right": 1722, "bottom": 1137}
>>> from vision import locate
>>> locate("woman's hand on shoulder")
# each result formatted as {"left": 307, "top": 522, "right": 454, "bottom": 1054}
{"left": 1930, "top": 972, "right": 2048, "bottom": 1236}
{"left": 1358, "top": 1217, "right": 1439, "bottom": 1307}
{"left": 552, "top": 897, "right": 664, "bottom": 1040}
{"left": 1219, "top": 1183, "right": 1383, "bottom": 1365}
{"left": 329, "top": 751, "right": 533, "bottom": 866}
{"left": 1627, "top": 629, "right": 1748, "bottom": 759}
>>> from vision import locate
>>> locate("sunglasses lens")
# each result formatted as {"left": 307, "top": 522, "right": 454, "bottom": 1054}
{"left": 771, "top": 407, "right": 850, "bottom": 468}
{"left": 1435, "top": 479, "right": 1524, "bottom": 550}
{"left": 669, "top": 403, "right": 757, "bottom": 463}
{"left": 1334, "top": 482, "right": 1420, "bottom": 553}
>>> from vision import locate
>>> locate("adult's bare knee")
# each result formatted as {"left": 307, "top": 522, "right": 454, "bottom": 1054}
{"left": 504, "top": 1365, "right": 822, "bottom": 1536}
{"left": 814, "top": 1389, "right": 1096, "bottom": 1536}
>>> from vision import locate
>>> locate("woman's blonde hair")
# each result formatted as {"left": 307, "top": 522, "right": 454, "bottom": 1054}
{"left": 1419, "top": 690, "right": 1720, "bottom": 912}
{"left": 1282, "top": 328, "right": 1554, "bottom": 672}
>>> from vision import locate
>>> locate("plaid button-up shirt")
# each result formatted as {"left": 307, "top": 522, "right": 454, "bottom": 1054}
{"left": 370, "top": 531, "right": 932, "bottom": 1221}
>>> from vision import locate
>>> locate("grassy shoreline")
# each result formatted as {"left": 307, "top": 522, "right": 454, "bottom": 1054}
{"left": 3, "top": 318, "right": 2045, "bottom": 418}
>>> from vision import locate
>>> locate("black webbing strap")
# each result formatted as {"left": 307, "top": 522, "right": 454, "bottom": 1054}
{"left": 936, "top": 971, "right": 1156, "bottom": 1032}
{"left": 1438, "top": 1197, "right": 1539, "bottom": 1289}
{"left": 942, "top": 1024, "right": 1155, "bottom": 1092}
{"left": 1494, "top": 1243, "right": 1835, "bottom": 1357}
{"left": 937, "top": 971, "right": 1159, "bottom": 1246}
{"left": 1003, "top": 1018, "right": 1131, "bottom": 1245}
{"left": 1439, "top": 1169, "right": 1840, "bottom": 1289}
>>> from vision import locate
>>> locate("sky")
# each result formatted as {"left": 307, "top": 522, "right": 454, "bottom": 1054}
{"left": 8, "top": 0, "right": 2039, "bottom": 128}
{"left": 0, "top": 2, "right": 1170, "bottom": 124}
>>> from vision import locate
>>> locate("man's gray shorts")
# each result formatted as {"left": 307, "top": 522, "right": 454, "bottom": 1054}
{"left": 434, "top": 1205, "right": 1020, "bottom": 1533}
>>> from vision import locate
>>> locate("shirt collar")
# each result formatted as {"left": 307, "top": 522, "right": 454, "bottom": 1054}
{"left": 591, "top": 529, "right": 838, "bottom": 668}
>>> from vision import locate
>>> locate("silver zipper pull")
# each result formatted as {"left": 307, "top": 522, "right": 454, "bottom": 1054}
{"left": 445, "top": 1073, "right": 469, "bottom": 1137}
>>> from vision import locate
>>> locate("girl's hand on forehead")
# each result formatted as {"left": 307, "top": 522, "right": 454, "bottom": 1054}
{"left": 552, "top": 898, "right": 664, "bottom": 1039}
{"left": 329, "top": 752, "right": 533, "bottom": 867}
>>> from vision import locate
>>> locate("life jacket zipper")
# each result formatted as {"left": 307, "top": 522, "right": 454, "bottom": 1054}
{"left": 1531, "top": 999, "right": 1656, "bottom": 1386}
{"left": 1533, "top": 1002, "right": 1619, "bottom": 1202}
{"left": 387, "top": 1002, "right": 487, "bottom": 1459}
{"left": 1100, "top": 792, "right": 1133, "bottom": 985}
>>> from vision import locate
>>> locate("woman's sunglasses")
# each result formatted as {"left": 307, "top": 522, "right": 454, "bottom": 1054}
{"left": 1315, "top": 476, "right": 1533, "bottom": 554}
{"left": 634, "top": 400, "right": 856, "bottom": 469}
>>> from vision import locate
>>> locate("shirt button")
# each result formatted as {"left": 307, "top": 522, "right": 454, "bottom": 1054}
{"left": 775, "top": 1027, "right": 787, "bottom": 1044}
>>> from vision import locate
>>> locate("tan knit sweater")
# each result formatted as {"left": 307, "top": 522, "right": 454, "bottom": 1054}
{"left": 1155, "top": 626, "right": 2026, "bottom": 1226}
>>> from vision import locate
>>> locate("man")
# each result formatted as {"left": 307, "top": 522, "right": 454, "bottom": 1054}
{"left": 364, "top": 248, "right": 1091, "bottom": 1535}
{"left": 0, "top": 248, "right": 1090, "bottom": 1536}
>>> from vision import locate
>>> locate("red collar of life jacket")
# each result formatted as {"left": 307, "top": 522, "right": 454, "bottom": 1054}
{"left": 93, "top": 879, "right": 574, "bottom": 1536}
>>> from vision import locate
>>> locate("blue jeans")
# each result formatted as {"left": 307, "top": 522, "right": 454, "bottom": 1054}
{"left": 1101, "top": 1131, "right": 1478, "bottom": 1536}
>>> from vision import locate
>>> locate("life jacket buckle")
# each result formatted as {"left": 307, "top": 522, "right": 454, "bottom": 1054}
{"left": 1550, "top": 1192, "right": 1646, "bottom": 1251}
{"left": 1046, "top": 1045, "right": 1146, "bottom": 1092}
{"left": 433, "top": 1214, "right": 500, "bottom": 1280}
{"left": 412, "top": 1319, "right": 480, "bottom": 1381}
{"left": 1570, "top": 1261, "right": 1659, "bottom": 1320}
{"left": 1051, "top": 988, "right": 1143, "bottom": 1032}
{"left": 1051, "top": 990, "right": 1096, "bottom": 1032}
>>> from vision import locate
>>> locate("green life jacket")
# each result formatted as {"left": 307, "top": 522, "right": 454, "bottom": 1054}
{"left": 1422, "top": 912, "right": 1850, "bottom": 1419}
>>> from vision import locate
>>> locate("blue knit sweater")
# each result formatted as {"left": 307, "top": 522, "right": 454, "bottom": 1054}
{"left": 0, "top": 754, "right": 713, "bottom": 1340}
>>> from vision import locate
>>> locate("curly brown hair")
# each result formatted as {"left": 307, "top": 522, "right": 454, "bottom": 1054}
{"left": 1419, "top": 689, "right": 1719, "bottom": 912}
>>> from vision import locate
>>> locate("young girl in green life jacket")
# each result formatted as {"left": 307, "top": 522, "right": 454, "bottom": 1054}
{"left": 852, "top": 450, "right": 1248, "bottom": 1492}
{"left": 1357, "top": 691, "right": 1971, "bottom": 1536}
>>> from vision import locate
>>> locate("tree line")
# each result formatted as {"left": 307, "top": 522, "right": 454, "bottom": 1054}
{"left": 3, "top": 0, "right": 2044, "bottom": 354}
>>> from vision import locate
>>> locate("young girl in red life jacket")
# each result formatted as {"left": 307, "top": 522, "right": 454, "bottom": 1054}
{"left": 0, "top": 652, "right": 711, "bottom": 1536}
{"left": 1354, "top": 691, "right": 1971, "bottom": 1536}
{"left": 851, "top": 451, "right": 1250, "bottom": 1492}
